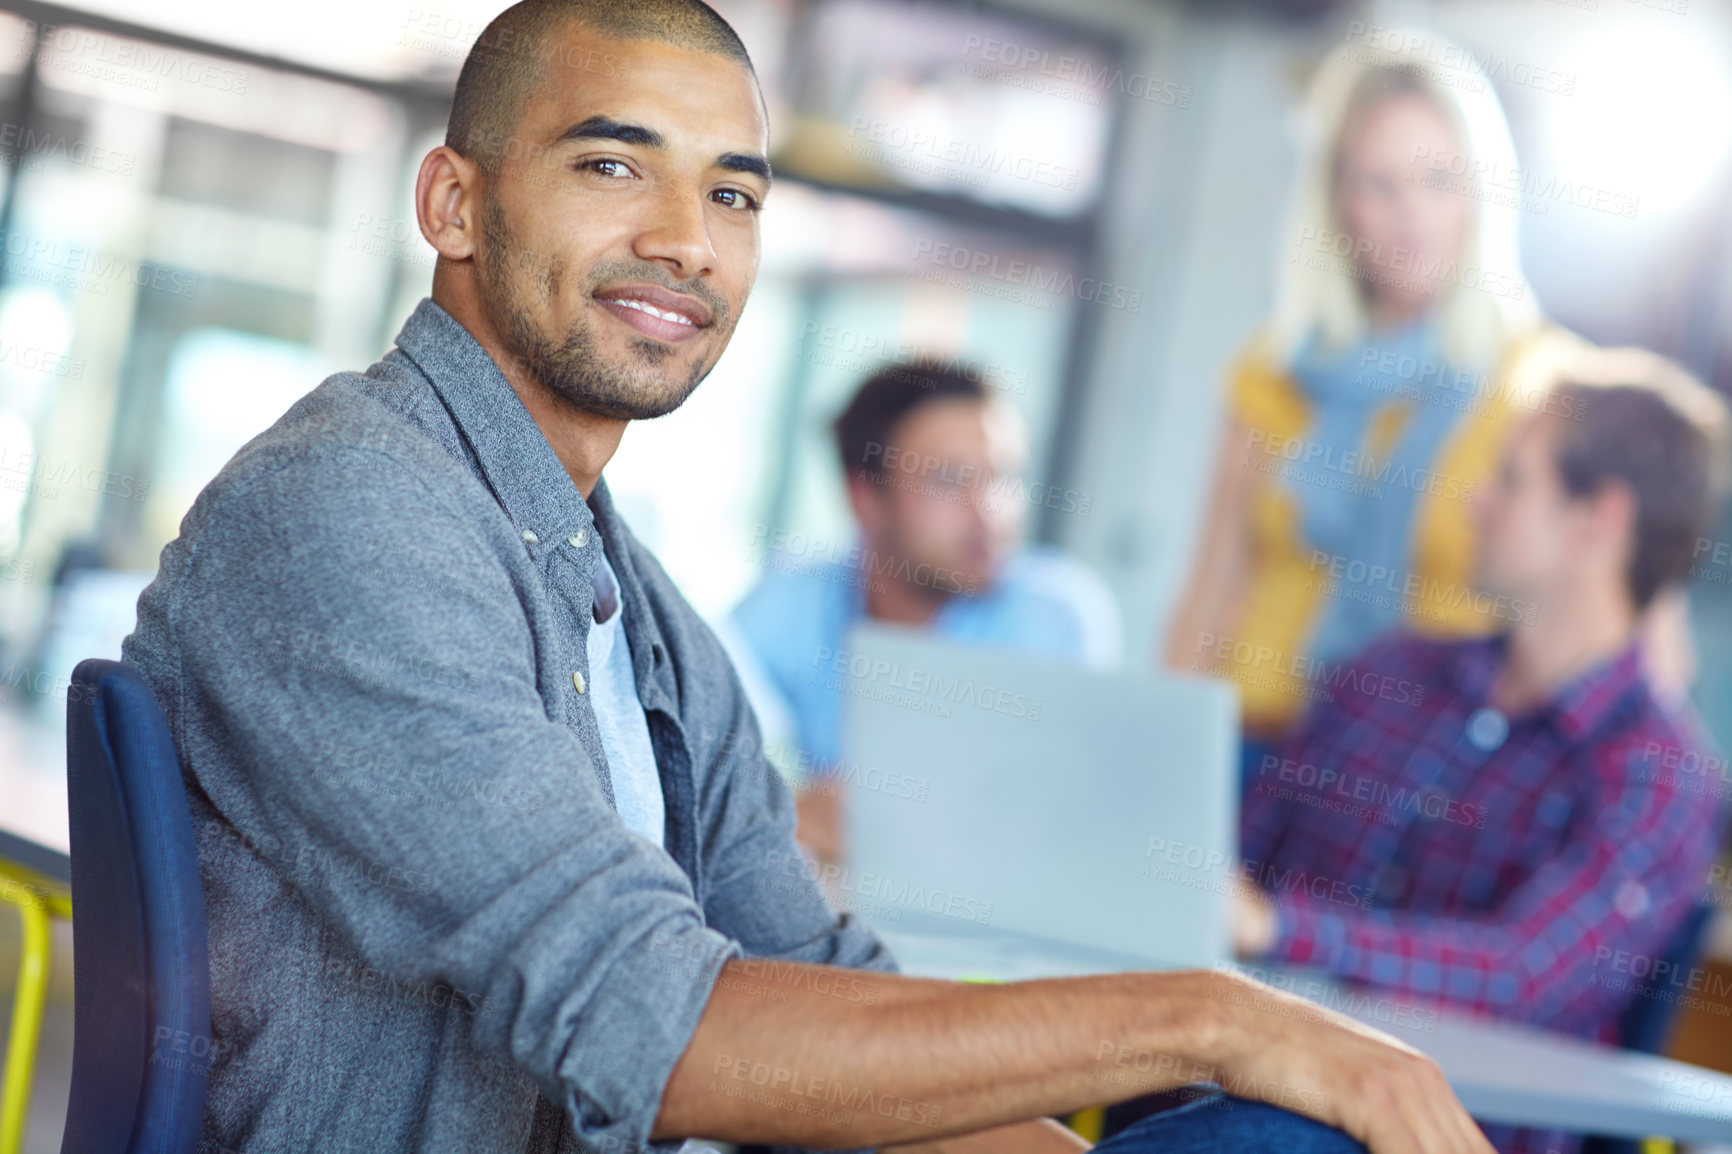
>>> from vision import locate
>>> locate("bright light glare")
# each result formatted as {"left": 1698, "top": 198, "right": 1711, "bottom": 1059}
{"left": 0, "top": 289, "right": 73, "bottom": 367}
{"left": 0, "top": 289, "right": 74, "bottom": 420}
{"left": 1550, "top": 26, "right": 1732, "bottom": 216}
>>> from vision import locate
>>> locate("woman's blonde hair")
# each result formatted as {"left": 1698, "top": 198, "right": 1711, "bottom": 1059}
{"left": 1267, "top": 29, "right": 1542, "bottom": 370}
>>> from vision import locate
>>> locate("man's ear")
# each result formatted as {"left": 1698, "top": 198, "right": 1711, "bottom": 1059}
{"left": 1588, "top": 477, "right": 1639, "bottom": 570}
{"left": 416, "top": 146, "right": 484, "bottom": 263}
{"left": 846, "top": 471, "right": 889, "bottom": 543}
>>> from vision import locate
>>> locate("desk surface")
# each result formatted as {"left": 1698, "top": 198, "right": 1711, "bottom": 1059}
{"left": 873, "top": 924, "right": 1732, "bottom": 1143}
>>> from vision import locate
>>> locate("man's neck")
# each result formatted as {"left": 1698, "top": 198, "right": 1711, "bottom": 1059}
{"left": 862, "top": 561, "right": 948, "bottom": 627}
{"left": 500, "top": 369, "right": 626, "bottom": 500}
{"left": 432, "top": 280, "right": 625, "bottom": 498}
{"left": 1492, "top": 581, "right": 1636, "bottom": 716}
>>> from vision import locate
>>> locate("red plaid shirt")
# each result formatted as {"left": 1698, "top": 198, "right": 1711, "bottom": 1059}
{"left": 1241, "top": 629, "right": 1724, "bottom": 1153}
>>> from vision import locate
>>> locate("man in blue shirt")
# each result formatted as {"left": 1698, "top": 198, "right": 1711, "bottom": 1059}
{"left": 727, "top": 363, "right": 1121, "bottom": 860}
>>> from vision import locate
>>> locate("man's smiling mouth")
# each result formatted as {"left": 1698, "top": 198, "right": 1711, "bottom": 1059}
{"left": 594, "top": 283, "right": 714, "bottom": 344}
{"left": 612, "top": 298, "right": 696, "bottom": 327}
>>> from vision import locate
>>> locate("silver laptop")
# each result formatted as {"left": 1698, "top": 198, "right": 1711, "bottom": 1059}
{"left": 837, "top": 624, "right": 1238, "bottom": 977}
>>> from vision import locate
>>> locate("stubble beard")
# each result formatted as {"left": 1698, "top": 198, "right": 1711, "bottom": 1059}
{"left": 478, "top": 195, "right": 725, "bottom": 421}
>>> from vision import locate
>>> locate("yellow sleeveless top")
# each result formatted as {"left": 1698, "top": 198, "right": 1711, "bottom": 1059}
{"left": 1218, "top": 325, "right": 1585, "bottom": 736}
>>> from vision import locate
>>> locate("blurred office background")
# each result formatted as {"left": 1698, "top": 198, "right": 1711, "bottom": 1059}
{"left": 0, "top": 0, "right": 1730, "bottom": 1147}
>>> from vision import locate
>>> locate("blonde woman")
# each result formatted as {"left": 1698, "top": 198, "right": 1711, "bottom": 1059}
{"left": 1164, "top": 31, "right": 1591, "bottom": 770}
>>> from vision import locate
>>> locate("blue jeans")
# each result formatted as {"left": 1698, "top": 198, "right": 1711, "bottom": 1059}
{"left": 1094, "top": 1089, "right": 1367, "bottom": 1153}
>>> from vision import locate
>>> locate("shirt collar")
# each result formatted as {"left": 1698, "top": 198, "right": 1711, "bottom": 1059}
{"left": 587, "top": 477, "right": 672, "bottom": 691}
{"left": 1449, "top": 630, "right": 1645, "bottom": 741}
{"left": 1548, "top": 639, "right": 1646, "bottom": 742}
{"left": 1447, "top": 633, "right": 1505, "bottom": 706}
{"left": 392, "top": 297, "right": 675, "bottom": 699}
{"left": 392, "top": 297, "right": 594, "bottom": 548}
{"left": 591, "top": 543, "right": 621, "bottom": 624}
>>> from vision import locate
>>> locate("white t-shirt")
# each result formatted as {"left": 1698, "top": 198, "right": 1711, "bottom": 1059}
{"left": 588, "top": 547, "right": 665, "bottom": 848}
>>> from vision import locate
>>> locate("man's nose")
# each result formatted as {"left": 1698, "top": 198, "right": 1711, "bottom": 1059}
{"left": 633, "top": 178, "right": 718, "bottom": 277}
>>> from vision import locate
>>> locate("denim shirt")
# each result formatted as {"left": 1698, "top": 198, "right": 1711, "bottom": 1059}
{"left": 122, "top": 297, "right": 897, "bottom": 1154}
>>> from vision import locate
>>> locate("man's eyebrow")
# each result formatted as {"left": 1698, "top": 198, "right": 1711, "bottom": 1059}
{"left": 718, "top": 152, "right": 772, "bottom": 185}
{"left": 552, "top": 118, "right": 771, "bottom": 185}
{"left": 554, "top": 115, "right": 663, "bottom": 149}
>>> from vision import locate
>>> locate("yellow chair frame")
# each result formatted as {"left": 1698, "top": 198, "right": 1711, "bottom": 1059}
{"left": 0, "top": 858, "right": 70, "bottom": 1154}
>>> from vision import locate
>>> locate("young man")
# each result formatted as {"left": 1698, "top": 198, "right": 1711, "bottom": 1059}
{"left": 1232, "top": 347, "right": 1731, "bottom": 1153}
{"left": 120, "top": 3, "right": 1490, "bottom": 1152}
{"left": 724, "top": 362, "right": 1121, "bottom": 861}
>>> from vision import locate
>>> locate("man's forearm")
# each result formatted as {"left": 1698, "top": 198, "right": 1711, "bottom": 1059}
{"left": 651, "top": 959, "right": 1220, "bottom": 1149}
{"left": 654, "top": 958, "right": 1493, "bottom": 1154}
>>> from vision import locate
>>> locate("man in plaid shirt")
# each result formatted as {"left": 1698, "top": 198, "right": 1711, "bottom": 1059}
{"left": 1232, "top": 348, "right": 1732, "bottom": 1154}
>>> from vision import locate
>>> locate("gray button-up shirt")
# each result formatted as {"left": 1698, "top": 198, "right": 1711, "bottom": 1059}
{"left": 122, "top": 297, "right": 897, "bottom": 1154}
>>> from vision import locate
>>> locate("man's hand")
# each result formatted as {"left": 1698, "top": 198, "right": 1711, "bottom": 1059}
{"left": 1204, "top": 968, "right": 1494, "bottom": 1154}
{"left": 1233, "top": 876, "right": 1278, "bottom": 958}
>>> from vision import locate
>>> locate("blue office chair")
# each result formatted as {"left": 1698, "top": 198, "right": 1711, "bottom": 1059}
{"left": 62, "top": 658, "right": 211, "bottom": 1154}
{"left": 1614, "top": 901, "right": 1716, "bottom": 1055}
{"left": 1580, "top": 899, "right": 1716, "bottom": 1154}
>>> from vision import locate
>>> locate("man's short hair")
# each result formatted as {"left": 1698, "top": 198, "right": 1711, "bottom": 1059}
{"left": 446, "top": 0, "right": 756, "bottom": 174}
{"left": 1547, "top": 347, "right": 1732, "bottom": 610}
{"left": 833, "top": 362, "right": 993, "bottom": 480}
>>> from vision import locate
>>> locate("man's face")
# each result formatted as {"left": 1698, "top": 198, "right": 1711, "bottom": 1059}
{"left": 1474, "top": 413, "right": 1589, "bottom": 606}
{"left": 859, "top": 397, "right": 1027, "bottom": 595}
{"left": 475, "top": 27, "right": 769, "bottom": 419}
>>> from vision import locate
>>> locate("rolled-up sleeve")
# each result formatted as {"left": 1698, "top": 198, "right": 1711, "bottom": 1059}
{"left": 167, "top": 445, "right": 736, "bottom": 1153}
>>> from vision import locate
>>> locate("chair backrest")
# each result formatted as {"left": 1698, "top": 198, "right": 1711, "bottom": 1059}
{"left": 1571, "top": 902, "right": 1716, "bottom": 1154}
{"left": 1615, "top": 900, "right": 1716, "bottom": 1056}
{"left": 63, "top": 659, "right": 210, "bottom": 1154}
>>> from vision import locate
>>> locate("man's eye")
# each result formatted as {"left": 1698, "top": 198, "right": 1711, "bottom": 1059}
{"left": 580, "top": 158, "right": 633, "bottom": 179}
{"left": 712, "top": 188, "right": 762, "bottom": 212}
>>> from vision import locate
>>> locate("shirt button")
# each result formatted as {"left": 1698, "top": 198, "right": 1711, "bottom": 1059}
{"left": 521, "top": 529, "right": 539, "bottom": 544}
{"left": 568, "top": 527, "right": 590, "bottom": 548}
{"left": 572, "top": 670, "right": 586, "bottom": 694}
{"left": 1614, "top": 879, "right": 1651, "bottom": 919}
{"left": 1466, "top": 707, "right": 1509, "bottom": 752}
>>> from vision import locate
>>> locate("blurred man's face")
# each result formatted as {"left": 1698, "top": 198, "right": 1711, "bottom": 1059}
{"left": 858, "top": 397, "right": 1027, "bottom": 597}
{"left": 475, "top": 26, "right": 769, "bottom": 419}
{"left": 1335, "top": 92, "right": 1473, "bottom": 319}
{"left": 1474, "top": 413, "right": 1592, "bottom": 608}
